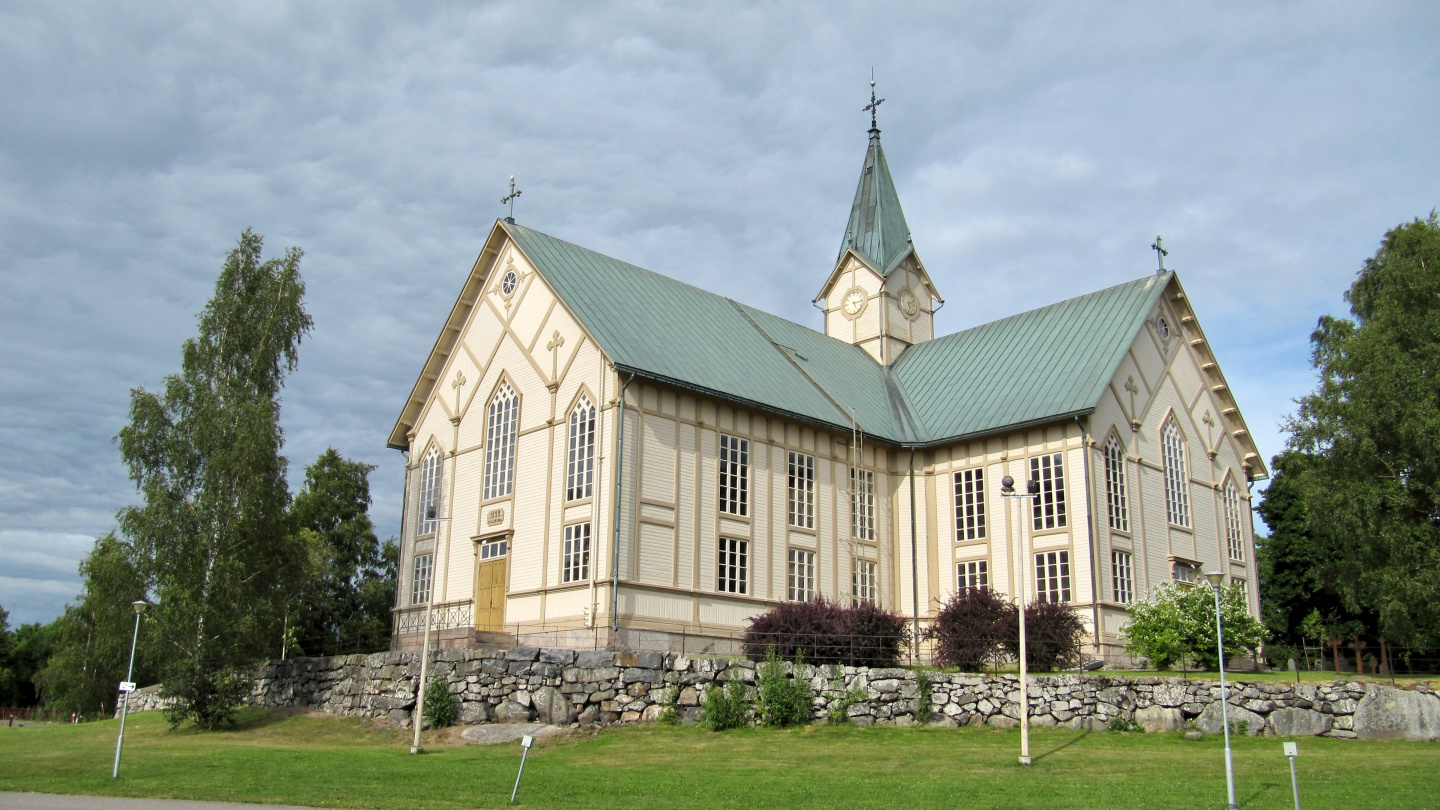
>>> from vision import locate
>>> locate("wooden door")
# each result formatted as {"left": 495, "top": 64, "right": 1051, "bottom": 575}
{"left": 475, "top": 557, "right": 507, "bottom": 632}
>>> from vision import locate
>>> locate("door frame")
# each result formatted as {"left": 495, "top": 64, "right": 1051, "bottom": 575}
{"left": 473, "top": 532, "right": 511, "bottom": 632}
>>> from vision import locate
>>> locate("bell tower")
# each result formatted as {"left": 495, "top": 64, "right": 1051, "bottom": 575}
{"left": 814, "top": 84, "right": 941, "bottom": 364}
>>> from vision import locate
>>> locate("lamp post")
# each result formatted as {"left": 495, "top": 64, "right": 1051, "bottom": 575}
{"left": 1205, "top": 571, "right": 1238, "bottom": 810}
{"left": 1001, "top": 474, "right": 1040, "bottom": 767}
{"left": 112, "top": 600, "right": 148, "bottom": 780}
{"left": 411, "top": 506, "right": 452, "bottom": 754}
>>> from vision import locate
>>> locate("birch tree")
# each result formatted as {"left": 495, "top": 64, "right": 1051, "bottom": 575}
{"left": 117, "top": 229, "right": 311, "bottom": 728}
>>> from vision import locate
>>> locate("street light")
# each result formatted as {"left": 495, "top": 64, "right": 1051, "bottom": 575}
{"left": 1001, "top": 474, "right": 1040, "bottom": 767}
{"left": 1205, "top": 571, "right": 1238, "bottom": 810}
{"left": 112, "top": 600, "right": 148, "bottom": 780}
{"left": 411, "top": 505, "right": 452, "bottom": 754}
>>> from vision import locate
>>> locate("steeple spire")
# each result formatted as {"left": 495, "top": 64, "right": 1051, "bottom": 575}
{"left": 839, "top": 79, "right": 914, "bottom": 275}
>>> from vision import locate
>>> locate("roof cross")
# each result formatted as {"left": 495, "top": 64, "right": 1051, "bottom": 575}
{"left": 1151, "top": 235, "right": 1169, "bottom": 274}
{"left": 501, "top": 176, "right": 523, "bottom": 223}
{"left": 863, "top": 73, "right": 885, "bottom": 133}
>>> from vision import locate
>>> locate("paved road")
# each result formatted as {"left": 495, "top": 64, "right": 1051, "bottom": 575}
{"left": 2, "top": 794, "right": 348, "bottom": 810}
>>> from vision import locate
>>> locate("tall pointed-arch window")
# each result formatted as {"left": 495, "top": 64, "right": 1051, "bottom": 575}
{"left": 1224, "top": 477, "right": 1245, "bottom": 561}
{"left": 1162, "top": 416, "right": 1190, "bottom": 527}
{"left": 1103, "top": 435, "right": 1129, "bottom": 532}
{"left": 417, "top": 444, "right": 443, "bottom": 535}
{"left": 566, "top": 395, "right": 596, "bottom": 501}
{"left": 483, "top": 383, "right": 519, "bottom": 501}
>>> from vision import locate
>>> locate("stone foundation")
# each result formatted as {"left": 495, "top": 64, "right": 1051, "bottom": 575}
{"left": 122, "top": 650, "right": 1440, "bottom": 740}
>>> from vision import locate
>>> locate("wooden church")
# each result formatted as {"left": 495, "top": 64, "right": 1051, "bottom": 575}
{"left": 387, "top": 110, "right": 1267, "bottom": 660}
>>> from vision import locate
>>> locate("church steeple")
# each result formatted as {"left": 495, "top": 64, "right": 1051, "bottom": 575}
{"left": 816, "top": 83, "right": 940, "bottom": 365}
{"left": 839, "top": 91, "right": 914, "bottom": 276}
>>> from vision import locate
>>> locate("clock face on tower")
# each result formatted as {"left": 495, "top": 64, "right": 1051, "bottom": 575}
{"left": 898, "top": 287, "right": 919, "bottom": 318}
{"left": 842, "top": 287, "right": 867, "bottom": 317}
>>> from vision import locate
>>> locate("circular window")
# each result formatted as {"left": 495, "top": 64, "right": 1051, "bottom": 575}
{"left": 501, "top": 269, "right": 518, "bottom": 296}
{"left": 1156, "top": 316, "right": 1171, "bottom": 340}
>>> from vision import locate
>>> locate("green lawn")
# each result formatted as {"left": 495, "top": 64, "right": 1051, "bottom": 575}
{"left": 2, "top": 709, "right": 1436, "bottom": 809}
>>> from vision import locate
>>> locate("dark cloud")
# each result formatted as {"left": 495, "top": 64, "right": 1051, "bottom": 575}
{"left": 2, "top": 1, "right": 1436, "bottom": 624}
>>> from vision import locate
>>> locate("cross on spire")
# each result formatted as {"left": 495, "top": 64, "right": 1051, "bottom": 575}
{"left": 1151, "top": 235, "right": 1169, "bottom": 274}
{"left": 501, "top": 176, "right": 523, "bottom": 223}
{"left": 863, "top": 71, "right": 885, "bottom": 134}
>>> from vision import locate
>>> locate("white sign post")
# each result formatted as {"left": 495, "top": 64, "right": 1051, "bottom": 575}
{"left": 510, "top": 734, "right": 535, "bottom": 804}
{"left": 1283, "top": 741, "right": 1300, "bottom": 810}
{"left": 118, "top": 682, "right": 136, "bottom": 693}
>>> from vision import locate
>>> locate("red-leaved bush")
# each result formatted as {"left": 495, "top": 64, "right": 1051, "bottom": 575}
{"left": 1003, "top": 600, "right": 1088, "bottom": 672}
{"left": 928, "top": 590, "right": 1088, "bottom": 673}
{"left": 742, "top": 598, "right": 909, "bottom": 667}
{"left": 925, "top": 587, "right": 1011, "bottom": 671}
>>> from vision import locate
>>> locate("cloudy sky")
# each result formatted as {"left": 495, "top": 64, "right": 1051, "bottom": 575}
{"left": 2, "top": 2, "right": 1436, "bottom": 626}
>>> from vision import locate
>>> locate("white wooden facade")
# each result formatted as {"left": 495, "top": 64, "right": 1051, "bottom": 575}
{"left": 389, "top": 223, "right": 1263, "bottom": 659}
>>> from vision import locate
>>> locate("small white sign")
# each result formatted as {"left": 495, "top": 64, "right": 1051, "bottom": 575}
{"left": 1283, "top": 741, "right": 1298, "bottom": 757}
{"left": 520, "top": 734, "right": 535, "bottom": 749}
{"left": 118, "top": 682, "right": 136, "bottom": 693}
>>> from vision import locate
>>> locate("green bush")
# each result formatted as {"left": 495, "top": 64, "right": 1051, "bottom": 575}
{"left": 161, "top": 665, "right": 247, "bottom": 730}
{"left": 701, "top": 678, "right": 751, "bottom": 731}
{"left": 1123, "top": 582, "right": 1264, "bottom": 670}
{"left": 423, "top": 676, "right": 457, "bottom": 730}
{"left": 756, "top": 648, "right": 813, "bottom": 727}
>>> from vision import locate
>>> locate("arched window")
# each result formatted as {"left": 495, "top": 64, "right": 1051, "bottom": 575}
{"left": 566, "top": 395, "right": 596, "bottom": 501}
{"left": 1224, "top": 476, "right": 1245, "bottom": 561}
{"left": 417, "top": 444, "right": 443, "bottom": 535}
{"left": 483, "top": 383, "right": 519, "bottom": 500}
{"left": 1103, "top": 434, "right": 1129, "bottom": 532}
{"left": 1162, "top": 417, "right": 1190, "bottom": 527}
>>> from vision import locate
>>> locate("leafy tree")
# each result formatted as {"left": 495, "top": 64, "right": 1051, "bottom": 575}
{"left": 1123, "top": 582, "right": 1264, "bottom": 670}
{"left": 117, "top": 229, "right": 312, "bottom": 729}
{"left": 0, "top": 619, "right": 59, "bottom": 707}
{"left": 1285, "top": 213, "right": 1440, "bottom": 648}
{"left": 287, "top": 449, "right": 394, "bottom": 656}
{"left": 34, "top": 534, "right": 157, "bottom": 717}
{"left": 0, "top": 606, "right": 13, "bottom": 704}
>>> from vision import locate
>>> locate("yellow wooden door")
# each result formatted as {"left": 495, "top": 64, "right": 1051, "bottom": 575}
{"left": 475, "top": 557, "right": 507, "bottom": 632}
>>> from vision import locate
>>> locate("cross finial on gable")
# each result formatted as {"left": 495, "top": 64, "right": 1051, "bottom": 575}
{"left": 863, "top": 71, "right": 885, "bottom": 133}
{"left": 1151, "top": 235, "right": 1169, "bottom": 274}
{"left": 502, "top": 176, "right": 523, "bottom": 223}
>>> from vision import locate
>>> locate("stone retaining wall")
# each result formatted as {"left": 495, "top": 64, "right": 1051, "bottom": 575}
{"left": 125, "top": 648, "right": 1440, "bottom": 741}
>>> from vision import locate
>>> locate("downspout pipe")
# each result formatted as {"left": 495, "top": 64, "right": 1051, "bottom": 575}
{"left": 610, "top": 372, "right": 634, "bottom": 638}
{"left": 909, "top": 448, "right": 919, "bottom": 664}
{"left": 1076, "top": 415, "right": 1102, "bottom": 660}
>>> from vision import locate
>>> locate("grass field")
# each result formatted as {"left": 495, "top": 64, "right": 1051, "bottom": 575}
{"left": 2, "top": 709, "right": 1436, "bottom": 809}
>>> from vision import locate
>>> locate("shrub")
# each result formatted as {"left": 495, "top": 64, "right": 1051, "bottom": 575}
{"left": 422, "top": 675, "right": 457, "bottom": 730}
{"left": 926, "top": 587, "right": 1012, "bottom": 671}
{"left": 1003, "top": 600, "right": 1087, "bottom": 672}
{"left": 756, "top": 649, "right": 813, "bottom": 727}
{"left": 701, "top": 677, "right": 751, "bottom": 731}
{"left": 743, "top": 597, "right": 908, "bottom": 667}
{"left": 162, "top": 665, "right": 247, "bottom": 730}
{"left": 1123, "top": 582, "right": 1264, "bottom": 670}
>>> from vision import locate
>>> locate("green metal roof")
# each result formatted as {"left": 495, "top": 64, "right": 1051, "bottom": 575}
{"left": 503, "top": 220, "right": 1168, "bottom": 446}
{"left": 890, "top": 273, "right": 1169, "bottom": 443}
{"left": 839, "top": 131, "right": 915, "bottom": 276}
